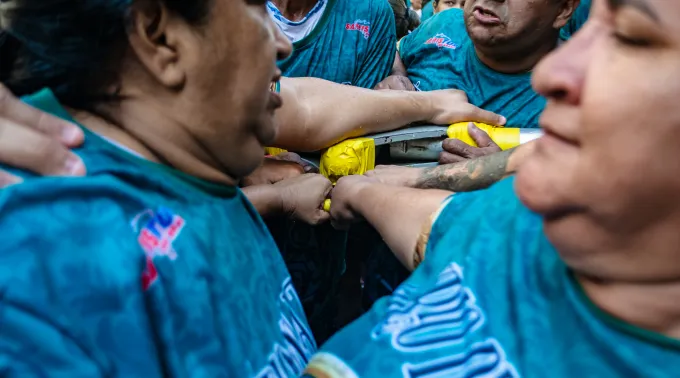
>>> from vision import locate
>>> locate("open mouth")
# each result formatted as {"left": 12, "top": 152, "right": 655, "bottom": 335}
{"left": 472, "top": 6, "right": 501, "bottom": 25}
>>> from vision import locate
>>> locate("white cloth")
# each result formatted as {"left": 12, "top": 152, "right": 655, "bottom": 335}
{"left": 267, "top": 0, "right": 328, "bottom": 42}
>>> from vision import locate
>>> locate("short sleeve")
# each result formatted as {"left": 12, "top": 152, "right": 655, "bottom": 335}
{"left": 352, "top": 0, "right": 397, "bottom": 88}
{"left": 423, "top": 178, "right": 521, "bottom": 267}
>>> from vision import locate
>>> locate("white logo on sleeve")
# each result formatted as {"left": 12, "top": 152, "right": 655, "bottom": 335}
{"left": 372, "top": 263, "right": 518, "bottom": 378}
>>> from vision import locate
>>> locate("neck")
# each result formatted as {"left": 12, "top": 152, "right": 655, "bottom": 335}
{"left": 270, "top": 0, "right": 321, "bottom": 21}
{"left": 474, "top": 38, "right": 558, "bottom": 74}
{"left": 578, "top": 274, "right": 680, "bottom": 339}
{"left": 71, "top": 100, "right": 239, "bottom": 187}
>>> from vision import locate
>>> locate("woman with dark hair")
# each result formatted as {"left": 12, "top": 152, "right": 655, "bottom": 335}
{"left": 0, "top": 0, "right": 501, "bottom": 375}
{"left": 0, "top": 1, "right": 314, "bottom": 376}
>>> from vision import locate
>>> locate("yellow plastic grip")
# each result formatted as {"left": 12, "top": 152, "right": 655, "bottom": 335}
{"left": 447, "top": 122, "right": 520, "bottom": 151}
{"left": 319, "top": 138, "right": 376, "bottom": 184}
{"left": 319, "top": 138, "right": 376, "bottom": 212}
{"left": 264, "top": 147, "right": 287, "bottom": 156}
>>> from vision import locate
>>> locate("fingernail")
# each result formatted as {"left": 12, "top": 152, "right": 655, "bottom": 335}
{"left": 65, "top": 157, "right": 85, "bottom": 176}
{"left": 304, "top": 165, "right": 313, "bottom": 172}
{"left": 61, "top": 123, "right": 83, "bottom": 144}
{"left": 499, "top": 116, "right": 507, "bottom": 125}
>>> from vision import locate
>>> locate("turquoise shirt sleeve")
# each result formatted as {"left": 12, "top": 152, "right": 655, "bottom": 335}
{"left": 352, "top": 0, "right": 397, "bottom": 88}
{"left": 421, "top": 1, "right": 434, "bottom": 22}
{"left": 0, "top": 176, "right": 163, "bottom": 377}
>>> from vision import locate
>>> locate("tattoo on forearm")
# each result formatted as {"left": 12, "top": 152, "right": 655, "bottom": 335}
{"left": 416, "top": 148, "right": 515, "bottom": 192}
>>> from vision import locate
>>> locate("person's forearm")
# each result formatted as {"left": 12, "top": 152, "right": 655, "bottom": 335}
{"left": 415, "top": 141, "right": 535, "bottom": 192}
{"left": 274, "top": 77, "right": 434, "bottom": 152}
{"left": 242, "top": 185, "right": 283, "bottom": 219}
{"left": 352, "top": 184, "right": 451, "bottom": 271}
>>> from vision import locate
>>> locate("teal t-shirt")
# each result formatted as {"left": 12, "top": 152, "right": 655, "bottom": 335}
{"left": 304, "top": 178, "right": 680, "bottom": 377}
{"left": 420, "top": 0, "right": 434, "bottom": 22}
{"left": 399, "top": 8, "right": 544, "bottom": 128}
{"left": 0, "top": 89, "right": 316, "bottom": 377}
{"left": 277, "top": 0, "right": 396, "bottom": 88}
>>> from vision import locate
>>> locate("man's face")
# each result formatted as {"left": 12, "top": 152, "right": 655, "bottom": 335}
{"left": 463, "top": 0, "right": 566, "bottom": 50}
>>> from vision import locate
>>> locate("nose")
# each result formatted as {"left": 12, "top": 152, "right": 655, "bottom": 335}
{"left": 532, "top": 19, "right": 602, "bottom": 105}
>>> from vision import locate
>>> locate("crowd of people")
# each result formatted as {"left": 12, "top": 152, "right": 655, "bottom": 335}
{"left": 0, "top": 0, "right": 679, "bottom": 376}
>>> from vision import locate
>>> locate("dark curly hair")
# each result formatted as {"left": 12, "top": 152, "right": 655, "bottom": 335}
{"left": 0, "top": 0, "right": 212, "bottom": 108}
{"left": 387, "top": 0, "right": 420, "bottom": 39}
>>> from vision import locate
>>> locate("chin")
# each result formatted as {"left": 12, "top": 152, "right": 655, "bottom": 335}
{"left": 254, "top": 114, "right": 278, "bottom": 147}
{"left": 515, "top": 141, "right": 582, "bottom": 217}
{"left": 515, "top": 163, "right": 557, "bottom": 216}
{"left": 236, "top": 150, "right": 267, "bottom": 179}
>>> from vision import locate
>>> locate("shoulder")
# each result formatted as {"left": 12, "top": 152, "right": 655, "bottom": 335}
{"left": 351, "top": 0, "right": 392, "bottom": 16}
{"left": 424, "top": 178, "right": 547, "bottom": 271}
{"left": 337, "top": 0, "right": 393, "bottom": 24}
{"left": 0, "top": 176, "right": 168, "bottom": 375}
{"left": 0, "top": 175, "right": 148, "bottom": 286}
{"left": 0, "top": 174, "right": 146, "bottom": 222}
{"left": 401, "top": 9, "right": 468, "bottom": 52}
{"left": 423, "top": 8, "right": 467, "bottom": 32}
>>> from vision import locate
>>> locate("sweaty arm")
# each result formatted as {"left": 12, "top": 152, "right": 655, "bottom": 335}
{"left": 353, "top": 184, "right": 451, "bottom": 271}
{"left": 242, "top": 185, "right": 283, "bottom": 218}
{"left": 273, "top": 77, "right": 435, "bottom": 152}
{"left": 273, "top": 77, "right": 503, "bottom": 152}
{"left": 415, "top": 141, "right": 535, "bottom": 192}
{"left": 332, "top": 176, "right": 451, "bottom": 271}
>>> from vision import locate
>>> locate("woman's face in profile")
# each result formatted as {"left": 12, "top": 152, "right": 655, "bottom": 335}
{"left": 517, "top": 0, "right": 680, "bottom": 280}
{"left": 176, "top": 0, "right": 292, "bottom": 179}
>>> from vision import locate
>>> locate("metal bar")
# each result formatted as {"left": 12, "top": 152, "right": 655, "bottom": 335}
{"left": 367, "top": 125, "right": 449, "bottom": 146}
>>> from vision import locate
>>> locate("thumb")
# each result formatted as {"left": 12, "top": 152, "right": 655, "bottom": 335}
{"left": 468, "top": 123, "right": 498, "bottom": 148}
{"left": 462, "top": 104, "right": 506, "bottom": 126}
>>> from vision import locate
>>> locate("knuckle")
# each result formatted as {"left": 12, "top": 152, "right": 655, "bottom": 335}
{"left": 438, "top": 152, "right": 452, "bottom": 164}
{"left": 452, "top": 90, "right": 468, "bottom": 101}
{"left": 34, "top": 139, "right": 69, "bottom": 169}
{"left": 443, "top": 139, "right": 464, "bottom": 154}
{"left": 462, "top": 146, "right": 476, "bottom": 157}
{"left": 35, "top": 112, "right": 57, "bottom": 134}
